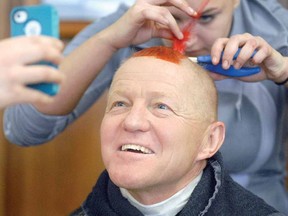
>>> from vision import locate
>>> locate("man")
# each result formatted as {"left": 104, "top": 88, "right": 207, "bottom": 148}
{"left": 71, "top": 46, "right": 282, "bottom": 216}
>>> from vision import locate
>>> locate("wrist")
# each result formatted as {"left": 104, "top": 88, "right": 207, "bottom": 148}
{"left": 96, "top": 29, "right": 119, "bottom": 53}
{"left": 274, "top": 56, "right": 288, "bottom": 86}
{"left": 274, "top": 77, "right": 288, "bottom": 85}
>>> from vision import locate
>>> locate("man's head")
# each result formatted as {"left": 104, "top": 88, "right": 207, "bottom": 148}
{"left": 100, "top": 46, "right": 225, "bottom": 204}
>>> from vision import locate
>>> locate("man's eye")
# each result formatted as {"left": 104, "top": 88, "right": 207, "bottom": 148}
{"left": 157, "top": 103, "right": 169, "bottom": 110}
{"left": 113, "top": 101, "right": 126, "bottom": 107}
{"left": 153, "top": 103, "right": 175, "bottom": 117}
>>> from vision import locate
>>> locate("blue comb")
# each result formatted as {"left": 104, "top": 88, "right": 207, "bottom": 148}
{"left": 189, "top": 49, "right": 261, "bottom": 77}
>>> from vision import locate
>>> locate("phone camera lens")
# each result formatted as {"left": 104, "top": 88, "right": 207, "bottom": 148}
{"left": 14, "top": 10, "right": 28, "bottom": 23}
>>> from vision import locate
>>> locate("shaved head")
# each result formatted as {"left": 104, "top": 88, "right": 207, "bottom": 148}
{"left": 113, "top": 46, "right": 218, "bottom": 122}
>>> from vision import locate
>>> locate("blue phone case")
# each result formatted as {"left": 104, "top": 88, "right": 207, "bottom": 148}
{"left": 10, "top": 4, "right": 59, "bottom": 96}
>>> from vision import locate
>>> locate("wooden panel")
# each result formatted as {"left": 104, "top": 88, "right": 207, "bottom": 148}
{"left": 60, "top": 21, "right": 91, "bottom": 39}
{"left": 4, "top": 91, "right": 107, "bottom": 215}
{"left": 0, "top": 0, "right": 9, "bottom": 39}
{"left": 0, "top": 113, "right": 8, "bottom": 216}
{"left": 23, "top": 0, "right": 39, "bottom": 5}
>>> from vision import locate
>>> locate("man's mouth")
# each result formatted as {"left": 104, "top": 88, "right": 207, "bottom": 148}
{"left": 121, "top": 144, "right": 154, "bottom": 154}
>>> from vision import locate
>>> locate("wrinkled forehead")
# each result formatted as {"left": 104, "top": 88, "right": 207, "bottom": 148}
{"left": 109, "top": 57, "right": 197, "bottom": 102}
{"left": 113, "top": 56, "right": 194, "bottom": 84}
{"left": 110, "top": 56, "right": 210, "bottom": 101}
{"left": 110, "top": 56, "right": 217, "bottom": 121}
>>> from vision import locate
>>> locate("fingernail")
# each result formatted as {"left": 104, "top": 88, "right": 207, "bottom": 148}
{"left": 223, "top": 60, "right": 229, "bottom": 69}
{"left": 234, "top": 61, "right": 241, "bottom": 69}
{"left": 178, "top": 32, "right": 184, "bottom": 40}
{"left": 212, "top": 56, "right": 218, "bottom": 64}
{"left": 189, "top": 7, "right": 197, "bottom": 17}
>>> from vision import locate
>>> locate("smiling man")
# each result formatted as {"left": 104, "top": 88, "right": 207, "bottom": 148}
{"left": 71, "top": 46, "right": 283, "bottom": 216}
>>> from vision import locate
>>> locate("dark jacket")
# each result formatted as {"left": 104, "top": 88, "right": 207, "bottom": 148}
{"left": 70, "top": 153, "right": 284, "bottom": 216}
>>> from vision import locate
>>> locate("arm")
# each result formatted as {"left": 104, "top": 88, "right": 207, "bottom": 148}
{"left": 3, "top": 7, "right": 130, "bottom": 146}
{"left": 35, "top": 0, "right": 196, "bottom": 115}
{"left": 4, "top": 0, "right": 196, "bottom": 145}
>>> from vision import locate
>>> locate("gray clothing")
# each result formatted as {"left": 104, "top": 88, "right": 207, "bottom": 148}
{"left": 3, "top": 0, "right": 288, "bottom": 214}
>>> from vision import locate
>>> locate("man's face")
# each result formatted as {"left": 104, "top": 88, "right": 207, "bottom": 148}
{"left": 100, "top": 57, "right": 210, "bottom": 204}
{"left": 164, "top": 0, "right": 239, "bottom": 56}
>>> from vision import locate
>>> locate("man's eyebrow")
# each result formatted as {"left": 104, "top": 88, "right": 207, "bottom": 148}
{"left": 108, "top": 89, "right": 126, "bottom": 96}
{"left": 148, "top": 91, "right": 180, "bottom": 103}
{"left": 149, "top": 91, "right": 171, "bottom": 97}
{"left": 109, "top": 89, "right": 175, "bottom": 99}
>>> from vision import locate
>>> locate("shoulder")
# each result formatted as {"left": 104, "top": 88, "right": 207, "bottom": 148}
{"left": 234, "top": 0, "right": 288, "bottom": 28}
{"left": 231, "top": 0, "right": 288, "bottom": 50}
{"left": 218, "top": 172, "right": 280, "bottom": 215}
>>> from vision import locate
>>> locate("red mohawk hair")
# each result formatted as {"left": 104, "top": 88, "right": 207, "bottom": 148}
{"left": 132, "top": 46, "right": 185, "bottom": 64}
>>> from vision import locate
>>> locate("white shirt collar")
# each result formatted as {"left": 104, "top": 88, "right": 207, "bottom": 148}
{"left": 120, "top": 171, "right": 203, "bottom": 216}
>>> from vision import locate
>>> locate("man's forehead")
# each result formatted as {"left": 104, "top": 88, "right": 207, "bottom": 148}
{"left": 116, "top": 57, "right": 191, "bottom": 77}
{"left": 114, "top": 57, "right": 199, "bottom": 92}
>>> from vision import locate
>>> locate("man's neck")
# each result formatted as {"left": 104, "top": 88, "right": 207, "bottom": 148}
{"left": 120, "top": 171, "right": 203, "bottom": 216}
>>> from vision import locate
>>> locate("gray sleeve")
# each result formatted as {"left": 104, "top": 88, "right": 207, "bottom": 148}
{"left": 3, "top": 5, "right": 130, "bottom": 146}
{"left": 231, "top": 0, "right": 288, "bottom": 54}
{"left": 3, "top": 105, "right": 72, "bottom": 146}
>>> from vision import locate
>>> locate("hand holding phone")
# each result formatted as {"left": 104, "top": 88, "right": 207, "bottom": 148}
{"left": 10, "top": 4, "right": 60, "bottom": 96}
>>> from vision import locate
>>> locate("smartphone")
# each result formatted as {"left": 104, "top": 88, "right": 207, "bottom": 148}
{"left": 10, "top": 4, "right": 60, "bottom": 96}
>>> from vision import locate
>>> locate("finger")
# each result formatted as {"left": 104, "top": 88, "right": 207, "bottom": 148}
{"left": 210, "top": 38, "right": 229, "bottom": 65}
{"left": 0, "top": 85, "right": 55, "bottom": 108}
{"left": 22, "top": 39, "right": 64, "bottom": 65}
{"left": 220, "top": 33, "right": 254, "bottom": 69}
{"left": 250, "top": 40, "right": 273, "bottom": 65}
{"left": 152, "top": 27, "right": 174, "bottom": 40}
{"left": 35, "top": 48, "right": 64, "bottom": 66}
{"left": 160, "top": 8, "right": 184, "bottom": 39}
{"left": 0, "top": 36, "right": 64, "bottom": 56}
{"left": 20, "top": 35, "right": 64, "bottom": 50}
{"left": 9, "top": 86, "right": 55, "bottom": 106}
{"left": 233, "top": 38, "right": 261, "bottom": 69}
{"left": 141, "top": 6, "right": 183, "bottom": 39}
{"left": 0, "top": 36, "right": 64, "bottom": 66}
{"left": 8, "top": 65, "right": 64, "bottom": 85}
{"left": 144, "top": 0, "right": 197, "bottom": 16}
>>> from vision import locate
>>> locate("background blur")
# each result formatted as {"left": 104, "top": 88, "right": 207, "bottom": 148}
{"left": 0, "top": 0, "right": 287, "bottom": 215}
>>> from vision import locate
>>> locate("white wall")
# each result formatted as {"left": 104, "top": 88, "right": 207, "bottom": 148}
{"left": 42, "top": 0, "right": 135, "bottom": 20}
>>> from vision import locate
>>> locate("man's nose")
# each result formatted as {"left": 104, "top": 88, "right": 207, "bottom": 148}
{"left": 123, "top": 104, "right": 150, "bottom": 132}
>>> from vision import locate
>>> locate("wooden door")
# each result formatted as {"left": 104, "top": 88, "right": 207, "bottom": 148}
{"left": 3, "top": 92, "right": 107, "bottom": 215}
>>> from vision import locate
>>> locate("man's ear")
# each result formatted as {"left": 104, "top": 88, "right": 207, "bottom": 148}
{"left": 196, "top": 121, "right": 225, "bottom": 161}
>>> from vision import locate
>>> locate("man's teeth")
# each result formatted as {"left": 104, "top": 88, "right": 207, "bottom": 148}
{"left": 121, "top": 144, "right": 153, "bottom": 154}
